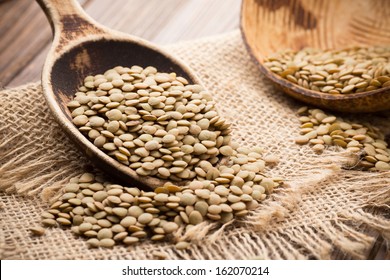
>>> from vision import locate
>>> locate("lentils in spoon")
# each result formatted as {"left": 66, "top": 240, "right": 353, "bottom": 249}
{"left": 67, "top": 65, "right": 233, "bottom": 182}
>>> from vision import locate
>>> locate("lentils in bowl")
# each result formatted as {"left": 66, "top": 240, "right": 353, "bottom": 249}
{"left": 264, "top": 46, "right": 390, "bottom": 95}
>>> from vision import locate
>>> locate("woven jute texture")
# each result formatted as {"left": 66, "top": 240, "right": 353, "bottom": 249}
{"left": 1, "top": 31, "right": 389, "bottom": 260}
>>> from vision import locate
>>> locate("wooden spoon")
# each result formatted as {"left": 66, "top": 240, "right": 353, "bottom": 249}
{"left": 37, "top": 0, "right": 218, "bottom": 190}
{"left": 241, "top": 0, "right": 390, "bottom": 113}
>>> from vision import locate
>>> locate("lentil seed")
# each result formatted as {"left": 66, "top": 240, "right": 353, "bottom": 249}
{"left": 295, "top": 106, "right": 390, "bottom": 171}
{"left": 265, "top": 46, "right": 390, "bottom": 94}
{"left": 30, "top": 226, "right": 46, "bottom": 236}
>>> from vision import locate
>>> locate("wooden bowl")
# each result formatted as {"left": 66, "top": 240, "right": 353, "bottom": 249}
{"left": 240, "top": 0, "right": 390, "bottom": 113}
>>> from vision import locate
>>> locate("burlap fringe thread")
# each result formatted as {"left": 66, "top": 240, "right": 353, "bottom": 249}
{"left": 1, "top": 32, "right": 390, "bottom": 259}
{"left": 0, "top": 83, "right": 86, "bottom": 198}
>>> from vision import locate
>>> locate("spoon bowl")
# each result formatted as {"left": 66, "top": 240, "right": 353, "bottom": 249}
{"left": 38, "top": 0, "right": 208, "bottom": 189}
{"left": 240, "top": 0, "right": 390, "bottom": 113}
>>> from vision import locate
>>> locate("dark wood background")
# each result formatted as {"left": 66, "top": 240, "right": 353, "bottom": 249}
{"left": 0, "top": 0, "right": 388, "bottom": 259}
{"left": 0, "top": 0, "right": 240, "bottom": 87}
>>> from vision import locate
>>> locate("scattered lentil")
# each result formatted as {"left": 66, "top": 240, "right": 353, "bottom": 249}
{"left": 295, "top": 106, "right": 390, "bottom": 171}
{"left": 29, "top": 226, "right": 46, "bottom": 236}
{"left": 175, "top": 241, "right": 190, "bottom": 250}
{"left": 41, "top": 147, "right": 281, "bottom": 247}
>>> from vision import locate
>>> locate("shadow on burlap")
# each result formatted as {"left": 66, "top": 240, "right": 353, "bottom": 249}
{"left": 1, "top": 31, "right": 389, "bottom": 259}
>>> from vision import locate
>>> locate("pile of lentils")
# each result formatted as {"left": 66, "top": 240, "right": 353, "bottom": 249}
{"left": 264, "top": 46, "right": 390, "bottom": 94}
{"left": 295, "top": 106, "right": 390, "bottom": 171}
{"left": 39, "top": 145, "right": 281, "bottom": 249}
{"left": 67, "top": 65, "right": 232, "bottom": 182}
{"left": 35, "top": 66, "right": 283, "bottom": 248}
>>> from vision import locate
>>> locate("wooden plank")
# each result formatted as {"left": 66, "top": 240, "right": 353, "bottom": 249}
{"left": 0, "top": 0, "right": 50, "bottom": 86}
{"left": 152, "top": 0, "right": 240, "bottom": 43}
{"left": 0, "top": 0, "right": 27, "bottom": 39}
{"left": 7, "top": 0, "right": 240, "bottom": 87}
{"left": 0, "top": 0, "right": 88, "bottom": 87}
{"left": 83, "top": 0, "right": 189, "bottom": 41}
{"left": 7, "top": 44, "right": 51, "bottom": 85}
{"left": 82, "top": 0, "right": 240, "bottom": 43}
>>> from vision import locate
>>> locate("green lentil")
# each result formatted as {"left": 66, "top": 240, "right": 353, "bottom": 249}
{"left": 295, "top": 106, "right": 390, "bottom": 171}
{"left": 265, "top": 46, "right": 390, "bottom": 95}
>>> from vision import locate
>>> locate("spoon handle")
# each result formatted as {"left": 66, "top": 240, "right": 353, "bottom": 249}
{"left": 37, "top": 0, "right": 107, "bottom": 53}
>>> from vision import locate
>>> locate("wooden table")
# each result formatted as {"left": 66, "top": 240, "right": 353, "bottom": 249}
{"left": 0, "top": 0, "right": 240, "bottom": 87}
{"left": 0, "top": 0, "right": 387, "bottom": 260}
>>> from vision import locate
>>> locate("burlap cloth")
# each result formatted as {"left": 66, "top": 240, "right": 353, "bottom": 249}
{"left": 1, "top": 31, "right": 389, "bottom": 260}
